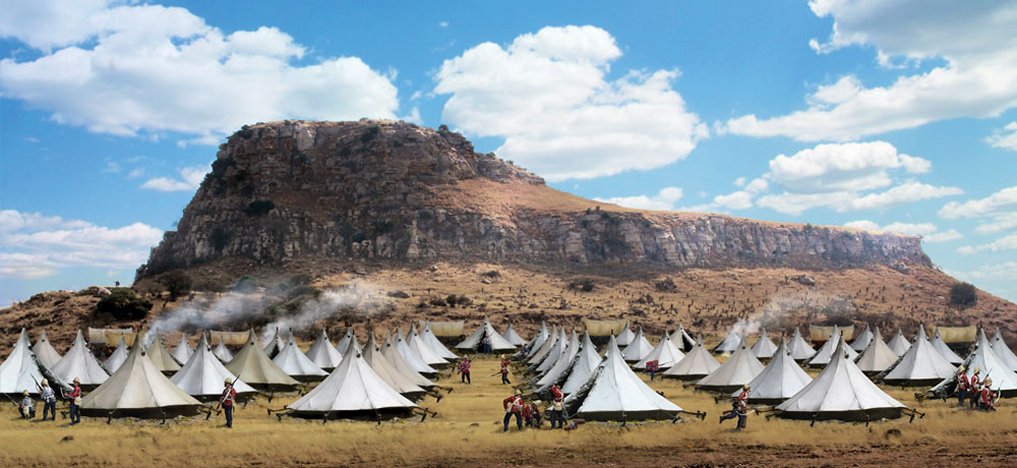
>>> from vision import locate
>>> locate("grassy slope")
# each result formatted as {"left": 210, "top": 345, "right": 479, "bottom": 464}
{"left": 1, "top": 352, "right": 1015, "bottom": 466}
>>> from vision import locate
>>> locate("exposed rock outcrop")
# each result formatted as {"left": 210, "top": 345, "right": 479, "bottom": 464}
{"left": 137, "top": 120, "right": 930, "bottom": 280}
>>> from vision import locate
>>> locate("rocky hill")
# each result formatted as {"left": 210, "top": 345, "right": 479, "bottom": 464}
{"left": 137, "top": 120, "right": 929, "bottom": 281}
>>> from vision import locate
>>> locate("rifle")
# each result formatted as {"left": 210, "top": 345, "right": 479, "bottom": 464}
{"left": 206, "top": 373, "right": 242, "bottom": 420}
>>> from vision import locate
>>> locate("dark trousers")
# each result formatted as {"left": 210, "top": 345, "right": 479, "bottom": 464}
{"left": 461, "top": 372, "right": 471, "bottom": 384}
{"left": 43, "top": 400, "right": 56, "bottom": 420}
{"left": 549, "top": 410, "right": 564, "bottom": 428}
{"left": 720, "top": 410, "right": 746, "bottom": 429}
{"left": 957, "top": 388, "right": 967, "bottom": 405}
{"left": 969, "top": 391, "right": 979, "bottom": 408}
{"left": 501, "top": 373, "right": 510, "bottom": 384}
{"left": 69, "top": 404, "right": 80, "bottom": 424}
{"left": 19, "top": 406, "right": 35, "bottom": 419}
{"left": 648, "top": 371, "right": 656, "bottom": 382}
{"left": 503, "top": 412, "right": 522, "bottom": 431}
{"left": 224, "top": 405, "right": 234, "bottom": 428}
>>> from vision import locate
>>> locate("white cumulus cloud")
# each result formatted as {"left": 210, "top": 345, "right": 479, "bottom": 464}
{"left": 434, "top": 25, "right": 707, "bottom": 181}
{"left": 986, "top": 122, "right": 1017, "bottom": 152}
{"left": 596, "top": 187, "right": 684, "bottom": 211}
{"left": 0, "top": 1, "right": 399, "bottom": 143}
{"left": 958, "top": 232, "right": 1017, "bottom": 255}
{"left": 938, "top": 186, "right": 1017, "bottom": 219}
{"left": 141, "top": 166, "right": 208, "bottom": 192}
{"left": 844, "top": 220, "right": 961, "bottom": 243}
{"left": 724, "top": 1, "right": 1017, "bottom": 141}
{"left": 0, "top": 209, "right": 163, "bottom": 279}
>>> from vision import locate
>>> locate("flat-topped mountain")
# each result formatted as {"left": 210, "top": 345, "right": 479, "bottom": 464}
{"left": 136, "top": 120, "right": 929, "bottom": 281}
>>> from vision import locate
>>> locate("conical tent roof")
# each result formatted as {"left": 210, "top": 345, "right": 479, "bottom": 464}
{"left": 336, "top": 329, "right": 357, "bottom": 356}
{"left": 525, "top": 322, "right": 551, "bottom": 358}
{"left": 696, "top": 335, "right": 765, "bottom": 392}
{"left": 361, "top": 334, "right": 426, "bottom": 399}
{"left": 407, "top": 325, "right": 449, "bottom": 367}
{"left": 713, "top": 327, "right": 742, "bottom": 354}
{"left": 502, "top": 323, "right": 525, "bottom": 346}
{"left": 808, "top": 326, "right": 857, "bottom": 367}
{"left": 989, "top": 328, "right": 1017, "bottom": 372}
{"left": 776, "top": 338, "right": 905, "bottom": 421}
{"left": 32, "top": 331, "right": 63, "bottom": 369}
{"left": 305, "top": 329, "right": 343, "bottom": 370}
{"left": 621, "top": 327, "right": 654, "bottom": 362}
{"left": 528, "top": 325, "right": 559, "bottom": 365}
{"left": 673, "top": 324, "right": 696, "bottom": 351}
{"left": 263, "top": 328, "right": 287, "bottom": 357}
{"left": 634, "top": 332, "right": 685, "bottom": 369}
{"left": 881, "top": 325, "right": 955, "bottom": 385}
{"left": 273, "top": 334, "right": 328, "bottom": 382}
{"left": 930, "top": 329, "right": 963, "bottom": 365}
{"left": 212, "top": 336, "right": 234, "bottom": 363}
{"left": 564, "top": 336, "right": 683, "bottom": 421}
{"left": 171, "top": 336, "right": 193, "bottom": 366}
{"left": 81, "top": 334, "right": 202, "bottom": 417}
{"left": 933, "top": 328, "right": 1017, "bottom": 396}
{"left": 735, "top": 337, "right": 812, "bottom": 404}
{"left": 535, "top": 329, "right": 569, "bottom": 374}
{"left": 615, "top": 324, "right": 635, "bottom": 347}
{"left": 886, "top": 327, "right": 911, "bottom": 357}
{"left": 662, "top": 336, "right": 721, "bottom": 380}
{"left": 170, "top": 334, "right": 256, "bottom": 400}
{"left": 751, "top": 328, "right": 779, "bottom": 360}
{"left": 380, "top": 338, "right": 435, "bottom": 388}
{"left": 103, "top": 335, "right": 130, "bottom": 374}
{"left": 420, "top": 323, "right": 458, "bottom": 360}
{"left": 1, "top": 329, "right": 68, "bottom": 396}
{"left": 561, "top": 333, "right": 604, "bottom": 395}
{"left": 787, "top": 327, "right": 816, "bottom": 361}
{"left": 285, "top": 346, "right": 416, "bottom": 418}
{"left": 536, "top": 331, "right": 581, "bottom": 390}
{"left": 146, "top": 335, "right": 182, "bottom": 374}
{"left": 454, "top": 319, "right": 516, "bottom": 352}
{"left": 394, "top": 331, "right": 438, "bottom": 376}
{"left": 854, "top": 328, "right": 900, "bottom": 374}
{"left": 224, "top": 330, "right": 300, "bottom": 392}
{"left": 52, "top": 330, "right": 109, "bottom": 388}
{"left": 850, "top": 324, "right": 874, "bottom": 352}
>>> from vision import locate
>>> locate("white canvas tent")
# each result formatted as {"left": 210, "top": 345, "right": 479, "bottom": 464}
{"left": 336, "top": 329, "right": 358, "bottom": 356}
{"left": 930, "top": 328, "right": 1017, "bottom": 397}
{"left": 528, "top": 326, "right": 559, "bottom": 365}
{"left": 523, "top": 322, "right": 550, "bottom": 359}
{"left": 502, "top": 323, "right": 525, "bottom": 347}
{"left": 751, "top": 328, "right": 778, "bottom": 360}
{"left": 273, "top": 334, "right": 328, "bottom": 382}
{"left": 171, "top": 337, "right": 193, "bottom": 367}
{"left": 393, "top": 331, "right": 438, "bottom": 377}
{"left": 634, "top": 332, "right": 685, "bottom": 370}
{"left": 103, "top": 335, "right": 130, "bottom": 374}
{"left": 713, "top": 328, "right": 742, "bottom": 354}
{"left": 990, "top": 328, "right": 1017, "bottom": 372}
{"left": 775, "top": 338, "right": 906, "bottom": 422}
{"left": 808, "top": 326, "right": 858, "bottom": 368}
{"left": 620, "top": 327, "right": 654, "bottom": 363}
{"left": 735, "top": 337, "right": 812, "bottom": 404}
{"left": 886, "top": 327, "right": 911, "bottom": 357}
{"left": 380, "top": 338, "right": 436, "bottom": 389}
{"left": 560, "top": 333, "right": 604, "bottom": 395}
{"left": 850, "top": 324, "right": 874, "bottom": 353}
{"left": 305, "top": 329, "right": 343, "bottom": 371}
{"left": 146, "top": 336, "right": 182, "bottom": 374}
{"left": 32, "top": 331, "right": 63, "bottom": 369}
{"left": 930, "top": 329, "right": 963, "bottom": 365}
{"left": 881, "top": 325, "right": 955, "bottom": 386}
{"left": 455, "top": 319, "right": 516, "bottom": 353}
{"left": 535, "top": 331, "right": 581, "bottom": 390}
{"left": 615, "top": 325, "right": 635, "bottom": 347}
{"left": 81, "top": 333, "right": 202, "bottom": 418}
{"left": 170, "top": 334, "right": 256, "bottom": 401}
{"left": 285, "top": 347, "right": 416, "bottom": 420}
{"left": 361, "top": 334, "right": 426, "bottom": 400}
{"left": 564, "top": 336, "right": 684, "bottom": 421}
{"left": 420, "top": 323, "right": 458, "bottom": 360}
{"left": 673, "top": 324, "right": 696, "bottom": 351}
{"left": 1, "top": 329, "right": 69, "bottom": 396}
{"left": 696, "top": 335, "right": 765, "bottom": 393}
{"left": 661, "top": 336, "right": 721, "bottom": 381}
{"left": 224, "top": 330, "right": 301, "bottom": 393}
{"left": 535, "top": 329, "right": 569, "bottom": 375}
{"left": 52, "top": 330, "right": 109, "bottom": 389}
{"left": 263, "top": 328, "right": 287, "bottom": 358}
{"left": 407, "top": 325, "right": 450, "bottom": 368}
{"left": 787, "top": 327, "right": 816, "bottom": 362}
{"left": 854, "top": 328, "right": 900, "bottom": 375}
{"left": 212, "top": 336, "right": 234, "bottom": 364}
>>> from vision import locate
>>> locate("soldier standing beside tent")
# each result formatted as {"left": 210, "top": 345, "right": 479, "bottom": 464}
{"left": 68, "top": 377, "right": 82, "bottom": 425}
{"left": 458, "top": 356, "right": 472, "bottom": 384}
{"left": 497, "top": 356, "right": 510, "bottom": 384}
{"left": 968, "top": 368, "right": 982, "bottom": 408}
{"left": 955, "top": 365, "right": 969, "bottom": 406}
{"left": 719, "top": 384, "right": 750, "bottom": 431}
{"left": 221, "top": 378, "right": 238, "bottom": 428}
{"left": 40, "top": 379, "right": 56, "bottom": 421}
{"left": 502, "top": 391, "right": 524, "bottom": 432}
{"left": 645, "top": 359, "right": 660, "bottom": 382}
{"left": 19, "top": 390, "right": 35, "bottom": 419}
{"left": 548, "top": 384, "right": 565, "bottom": 429}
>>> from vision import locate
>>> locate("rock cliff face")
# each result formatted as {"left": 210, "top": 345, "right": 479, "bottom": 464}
{"left": 137, "top": 120, "right": 930, "bottom": 280}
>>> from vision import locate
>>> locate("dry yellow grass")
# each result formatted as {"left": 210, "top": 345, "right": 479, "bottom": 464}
{"left": 1, "top": 355, "right": 1015, "bottom": 466}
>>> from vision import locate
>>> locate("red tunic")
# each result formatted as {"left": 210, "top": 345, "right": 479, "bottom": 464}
{"left": 221, "top": 386, "right": 238, "bottom": 407}
{"left": 957, "top": 372, "right": 970, "bottom": 390}
{"left": 503, "top": 396, "right": 523, "bottom": 413}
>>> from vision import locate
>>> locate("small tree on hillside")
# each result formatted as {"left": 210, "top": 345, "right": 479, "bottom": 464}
{"left": 97, "top": 288, "right": 153, "bottom": 321}
{"left": 950, "top": 282, "right": 977, "bottom": 308}
{"left": 158, "top": 271, "right": 193, "bottom": 300}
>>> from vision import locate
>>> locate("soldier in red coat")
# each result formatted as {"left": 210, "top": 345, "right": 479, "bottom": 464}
{"left": 968, "top": 368, "right": 982, "bottom": 408}
{"left": 68, "top": 377, "right": 82, "bottom": 425}
{"left": 645, "top": 360, "right": 660, "bottom": 382}
{"left": 719, "top": 384, "right": 750, "bottom": 430}
{"left": 221, "top": 378, "right": 238, "bottom": 428}
{"left": 499, "top": 357, "right": 511, "bottom": 384}
{"left": 955, "top": 365, "right": 969, "bottom": 406}
{"left": 502, "top": 391, "right": 524, "bottom": 432}
{"left": 979, "top": 378, "right": 997, "bottom": 411}
{"left": 548, "top": 384, "right": 565, "bottom": 429}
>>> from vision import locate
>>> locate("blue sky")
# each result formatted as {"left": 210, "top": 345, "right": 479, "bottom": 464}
{"left": 2, "top": 1, "right": 1016, "bottom": 305}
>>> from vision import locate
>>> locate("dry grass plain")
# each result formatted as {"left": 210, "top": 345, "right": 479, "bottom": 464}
{"left": 1, "top": 354, "right": 1016, "bottom": 467}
